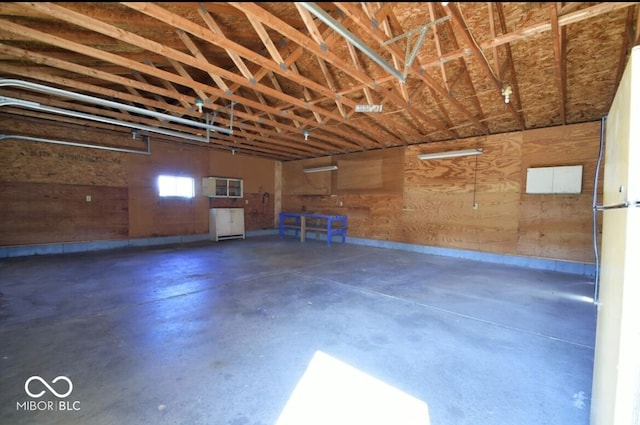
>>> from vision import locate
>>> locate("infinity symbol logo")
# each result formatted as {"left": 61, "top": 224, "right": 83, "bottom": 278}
{"left": 25, "top": 376, "right": 73, "bottom": 398}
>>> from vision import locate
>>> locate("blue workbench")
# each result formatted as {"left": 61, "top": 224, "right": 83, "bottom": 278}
{"left": 279, "top": 212, "right": 347, "bottom": 245}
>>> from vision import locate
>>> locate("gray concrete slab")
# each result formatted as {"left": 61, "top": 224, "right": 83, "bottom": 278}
{"left": 0, "top": 236, "right": 596, "bottom": 425}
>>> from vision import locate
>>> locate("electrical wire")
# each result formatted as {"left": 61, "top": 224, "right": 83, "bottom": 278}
{"left": 473, "top": 151, "right": 479, "bottom": 207}
{"left": 592, "top": 115, "right": 606, "bottom": 305}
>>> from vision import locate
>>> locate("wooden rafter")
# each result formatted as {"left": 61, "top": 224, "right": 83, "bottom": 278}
{"left": 233, "top": 2, "right": 456, "bottom": 140}
{"left": 494, "top": 2, "right": 525, "bottom": 129}
{"left": 548, "top": 3, "right": 567, "bottom": 125}
{"left": 292, "top": 5, "right": 419, "bottom": 142}
{"left": 335, "top": 2, "right": 480, "bottom": 135}
{"left": 444, "top": 3, "right": 524, "bottom": 129}
{"left": 13, "top": 2, "right": 373, "bottom": 153}
{"left": 0, "top": 2, "right": 634, "bottom": 160}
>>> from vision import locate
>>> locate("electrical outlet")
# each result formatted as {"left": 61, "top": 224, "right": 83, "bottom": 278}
{"left": 86, "top": 195, "right": 92, "bottom": 202}
{"left": 472, "top": 203, "right": 478, "bottom": 210}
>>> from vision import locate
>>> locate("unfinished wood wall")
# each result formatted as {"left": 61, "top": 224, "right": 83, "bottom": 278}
{"left": 0, "top": 115, "right": 276, "bottom": 246}
{"left": 281, "top": 121, "right": 603, "bottom": 263}
{"left": 1, "top": 112, "right": 603, "bottom": 264}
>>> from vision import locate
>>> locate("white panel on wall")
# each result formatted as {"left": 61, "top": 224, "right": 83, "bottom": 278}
{"left": 526, "top": 165, "right": 583, "bottom": 194}
{"left": 526, "top": 167, "right": 554, "bottom": 193}
{"left": 553, "top": 165, "right": 583, "bottom": 193}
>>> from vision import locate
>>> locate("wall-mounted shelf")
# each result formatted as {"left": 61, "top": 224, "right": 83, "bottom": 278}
{"left": 203, "top": 176, "right": 243, "bottom": 198}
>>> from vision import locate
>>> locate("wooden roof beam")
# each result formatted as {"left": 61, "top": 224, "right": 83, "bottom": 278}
{"left": 444, "top": 3, "right": 524, "bottom": 129}
{"left": 16, "top": 3, "right": 368, "bottom": 151}
{"left": 233, "top": 2, "right": 456, "bottom": 139}
{"left": 335, "top": 2, "right": 484, "bottom": 135}
{"left": 548, "top": 3, "right": 567, "bottom": 125}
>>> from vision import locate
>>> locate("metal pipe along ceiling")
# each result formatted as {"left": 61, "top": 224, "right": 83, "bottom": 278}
{"left": 0, "top": 134, "right": 150, "bottom": 155}
{"left": 298, "top": 2, "right": 405, "bottom": 82}
{"left": 0, "top": 96, "right": 209, "bottom": 143}
{"left": 0, "top": 78, "right": 233, "bottom": 136}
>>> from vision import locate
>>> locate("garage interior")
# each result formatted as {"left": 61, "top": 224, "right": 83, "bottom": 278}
{"left": 0, "top": 3, "right": 638, "bottom": 425}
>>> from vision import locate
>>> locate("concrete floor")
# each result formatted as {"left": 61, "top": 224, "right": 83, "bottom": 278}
{"left": 0, "top": 235, "right": 596, "bottom": 425}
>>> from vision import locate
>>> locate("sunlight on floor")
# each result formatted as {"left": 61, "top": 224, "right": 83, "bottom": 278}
{"left": 275, "top": 350, "right": 431, "bottom": 425}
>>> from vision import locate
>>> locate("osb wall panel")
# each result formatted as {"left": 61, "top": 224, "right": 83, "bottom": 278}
{"left": 0, "top": 121, "right": 130, "bottom": 245}
{"left": 0, "top": 114, "right": 278, "bottom": 245}
{"left": 281, "top": 122, "right": 603, "bottom": 263}
{"left": 0, "top": 182, "right": 128, "bottom": 245}
{"left": 0, "top": 139, "right": 127, "bottom": 187}
{"left": 126, "top": 141, "right": 277, "bottom": 238}
{"left": 209, "top": 151, "right": 275, "bottom": 194}
{"left": 207, "top": 150, "right": 277, "bottom": 230}
{"left": 126, "top": 141, "right": 210, "bottom": 238}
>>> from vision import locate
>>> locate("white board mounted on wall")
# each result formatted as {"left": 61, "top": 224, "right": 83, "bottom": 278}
{"left": 526, "top": 165, "right": 583, "bottom": 194}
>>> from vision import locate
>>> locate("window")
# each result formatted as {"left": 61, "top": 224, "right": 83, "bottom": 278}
{"left": 157, "top": 175, "right": 195, "bottom": 198}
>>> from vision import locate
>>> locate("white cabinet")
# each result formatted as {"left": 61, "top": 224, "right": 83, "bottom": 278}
{"left": 202, "top": 177, "right": 243, "bottom": 198}
{"left": 209, "top": 208, "right": 245, "bottom": 241}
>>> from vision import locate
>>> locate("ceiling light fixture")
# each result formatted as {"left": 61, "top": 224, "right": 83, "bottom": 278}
{"left": 303, "top": 130, "right": 310, "bottom": 141}
{"left": 303, "top": 165, "right": 338, "bottom": 174}
{"left": 501, "top": 85, "right": 513, "bottom": 104}
{"left": 195, "top": 98, "right": 204, "bottom": 113}
{"left": 417, "top": 148, "right": 483, "bottom": 160}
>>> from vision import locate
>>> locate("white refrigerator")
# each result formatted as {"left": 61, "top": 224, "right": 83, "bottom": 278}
{"left": 590, "top": 45, "right": 640, "bottom": 425}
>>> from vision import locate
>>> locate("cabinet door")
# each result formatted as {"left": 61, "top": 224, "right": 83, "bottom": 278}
{"left": 215, "top": 179, "right": 228, "bottom": 197}
{"left": 228, "top": 179, "right": 243, "bottom": 197}
{"left": 228, "top": 208, "right": 245, "bottom": 235}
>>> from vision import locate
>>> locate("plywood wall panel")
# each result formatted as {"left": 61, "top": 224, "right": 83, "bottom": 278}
{"left": 399, "top": 192, "right": 520, "bottom": 253}
{"left": 282, "top": 158, "right": 332, "bottom": 195}
{"left": 126, "top": 141, "right": 210, "bottom": 237}
{"left": 517, "top": 195, "right": 595, "bottom": 262}
{"left": 0, "top": 182, "right": 128, "bottom": 245}
{"left": 282, "top": 122, "right": 601, "bottom": 263}
{"left": 0, "top": 140, "right": 127, "bottom": 186}
{"left": 517, "top": 121, "right": 602, "bottom": 262}
{"left": 1, "top": 116, "right": 278, "bottom": 246}
{"left": 405, "top": 132, "right": 522, "bottom": 194}
{"left": 336, "top": 147, "right": 404, "bottom": 194}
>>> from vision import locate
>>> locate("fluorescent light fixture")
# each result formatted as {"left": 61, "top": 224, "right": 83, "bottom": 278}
{"left": 417, "top": 148, "right": 483, "bottom": 160}
{"left": 303, "top": 165, "right": 338, "bottom": 174}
